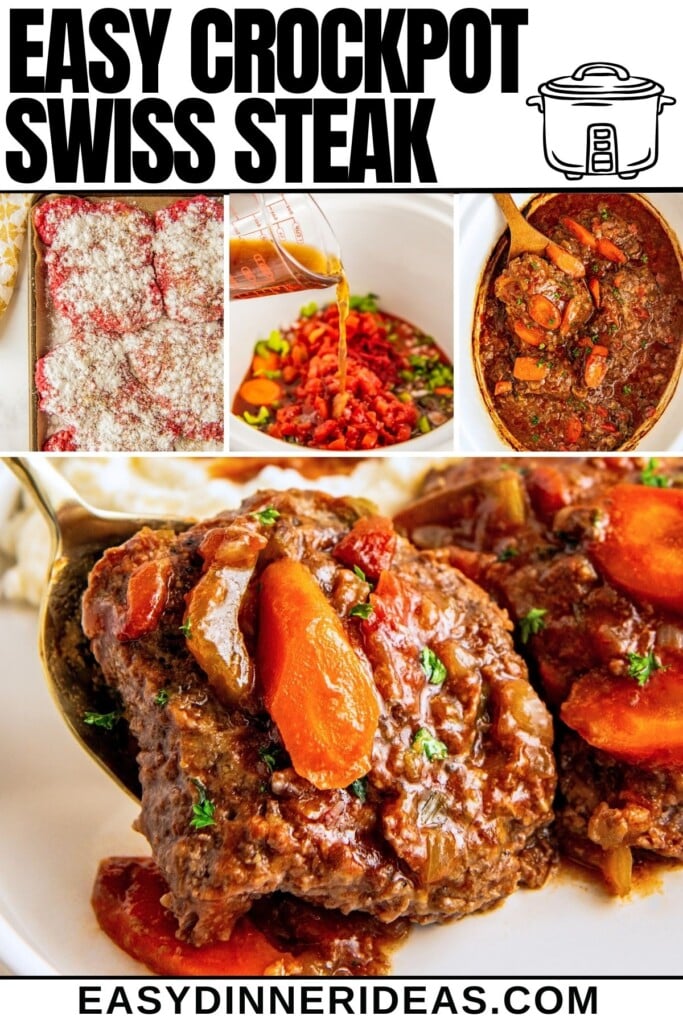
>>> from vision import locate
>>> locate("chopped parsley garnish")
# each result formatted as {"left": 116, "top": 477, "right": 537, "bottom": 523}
{"left": 420, "top": 647, "right": 447, "bottom": 686}
{"left": 498, "top": 545, "right": 519, "bottom": 562}
{"left": 353, "top": 565, "right": 367, "bottom": 583}
{"left": 350, "top": 602, "right": 373, "bottom": 619}
{"left": 179, "top": 618, "right": 193, "bottom": 639}
{"left": 519, "top": 608, "right": 548, "bottom": 643}
{"left": 243, "top": 406, "right": 270, "bottom": 426}
{"left": 154, "top": 689, "right": 169, "bottom": 707}
{"left": 259, "top": 744, "right": 285, "bottom": 772}
{"left": 640, "top": 457, "right": 671, "bottom": 488}
{"left": 412, "top": 728, "right": 448, "bottom": 762}
{"left": 348, "top": 776, "right": 368, "bottom": 802}
{"left": 251, "top": 506, "right": 281, "bottom": 526}
{"left": 623, "top": 384, "right": 632, "bottom": 396}
{"left": 299, "top": 301, "right": 318, "bottom": 317}
{"left": 640, "top": 253, "right": 649, "bottom": 264}
{"left": 599, "top": 208, "right": 610, "bottom": 221}
{"left": 83, "top": 710, "right": 120, "bottom": 730}
{"left": 627, "top": 649, "right": 663, "bottom": 687}
{"left": 190, "top": 779, "right": 216, "bottom": 829}
{"left": 530, "top": 414, "right": 540, "bottom": 426}
{"left": 349, "top": 293, "right": 379, "bottom": 313}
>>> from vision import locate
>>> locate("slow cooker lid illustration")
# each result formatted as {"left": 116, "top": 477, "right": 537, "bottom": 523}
{"left": 528, "top": 62, "right": 675, "bottom": 179}
{"left": 539, "top": 62, "right": 666, "bottom": 100}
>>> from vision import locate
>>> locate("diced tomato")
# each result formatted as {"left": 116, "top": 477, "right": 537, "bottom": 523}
{"left": 117, "top": 558, "right": 172, "bottom": 642}
{"left": 333, "top": 515, "right": 397, "bottom": 579}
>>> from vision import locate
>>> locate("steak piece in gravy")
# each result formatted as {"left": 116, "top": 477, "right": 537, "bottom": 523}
{"left": 82, "top": 488, "right": 556, "bottom": 945}
{"left": 396, "top": 457, "right": 683, "bottom": 893}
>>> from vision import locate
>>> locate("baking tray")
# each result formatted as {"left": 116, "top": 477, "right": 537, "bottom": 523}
{"left": 29, "top": 192, "right": 225, "bottom": 451}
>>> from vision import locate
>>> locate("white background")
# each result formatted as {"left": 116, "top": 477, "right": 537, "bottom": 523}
{"left": 0, "top": 0, "right": 680, "bottom": 189}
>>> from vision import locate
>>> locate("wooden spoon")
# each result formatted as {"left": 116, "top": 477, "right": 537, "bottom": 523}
{"left": 493, "top": 193, "right": 554, "bottom": 260}
{"left": 6, "top": 456, "right": 194, "bottom": 801}
{"left": 493, "top": 193, "right": 588, "bottom": 280}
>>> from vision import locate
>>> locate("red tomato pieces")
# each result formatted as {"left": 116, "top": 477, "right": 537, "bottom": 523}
{"left": 117, "top": 559, "right": 172, "bottom": 642}
{"left": 332, "top": 515, "right": 397, "bottom": 579}
{"left": 561, "top": 657, "right": 683, "bottom": 769}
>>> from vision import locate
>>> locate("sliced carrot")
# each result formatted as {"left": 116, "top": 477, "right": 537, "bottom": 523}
{"left": 513, "top": 356, "right": 548, "bottom": 382}
{"left": 307, "top": 325, "right": 327, "bottom": 343}
{"left": 525, "top": 464, "right": 572, "bottom": 521}
{"left": 589, "top": 484, "right": 683, "bottom": 612}
{"left": 560, "top": 294, "right": 587, "bottom": 337}
{"left": 564, "top": 414, "right": 583, "bottom": 444}
{"left": 258, "top": 559, "right": 379, "bottom": 789}
{"left": 588, "top": 277, "right": 601, "bottom": 308}
{"left": 527, "top": 294, "right": 561, "bottom": 330}
{"left": 494, "top": 379, "right": 513, "bottom": 396}
{"left": 545, "top": 242, "right": 586, "bottom": 278}
{"left": 560, "top": 216, "right": 598, "bottom": 250}
{"left": 433, "top": 386, "right": 454, "bottom": 396}
{"left": 596, "top": 238, "right": 628, "bottom": 264}
{"left": 252, "top": 352, "right": 279, "bottom": 374}
{"left": 239, "top": 377, "right": 282, "bottom": 407}
{"left": 92, "top": 857, "right": 292, "bottom": 976}
{"left": 577, "top": 336, "right": 593, "bottom": 349}
{"left": 591, "top": 344, "right": 609, "bottom": 357}
{"left": 513, "top": 320, "right": 546, "bottom": 347}
{"left": 561, "top": 659, "right": 683, "bottom": 769}
{"left": 584, "top": 352, "right": 608, "bottom": 389}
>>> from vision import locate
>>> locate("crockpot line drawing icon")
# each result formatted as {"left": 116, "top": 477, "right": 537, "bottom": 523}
{"left": 527, "top": 62, "right": 676, "bottom": 179}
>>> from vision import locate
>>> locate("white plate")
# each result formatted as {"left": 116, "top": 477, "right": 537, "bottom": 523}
{"left": 459, "top": 192, "right": 683, "bottom": 453}
{"left": 1, "top": 600, "right": 683, "bottom": 977}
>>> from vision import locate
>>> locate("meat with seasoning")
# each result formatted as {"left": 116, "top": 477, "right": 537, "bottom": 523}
{"left": 82, "top": 488, "right": 556, "bottom": 949}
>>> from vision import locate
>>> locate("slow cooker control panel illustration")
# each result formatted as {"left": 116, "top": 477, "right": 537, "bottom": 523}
{"left": 527, "top": 62, "right": 675, "bottom": 180}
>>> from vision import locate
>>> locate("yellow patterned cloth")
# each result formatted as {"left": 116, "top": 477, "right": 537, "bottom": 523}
{"left": 0, "top": 193, "right": 32, "bottom": 318}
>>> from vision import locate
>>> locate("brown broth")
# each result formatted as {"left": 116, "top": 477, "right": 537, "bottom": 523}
{"left": 229, "top": 238, "right": 340, "bottom": 299}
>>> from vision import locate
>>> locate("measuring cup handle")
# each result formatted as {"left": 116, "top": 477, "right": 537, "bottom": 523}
{"left": 571, "top": 63, "right": 630, "bottom": 81}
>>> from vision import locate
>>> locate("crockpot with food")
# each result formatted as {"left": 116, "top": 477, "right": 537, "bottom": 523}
{"left": 527, "top": 63, "right": 675, "bottom": 180}
{"left": 473, "top": 192, "right": 683, "bottom": 452}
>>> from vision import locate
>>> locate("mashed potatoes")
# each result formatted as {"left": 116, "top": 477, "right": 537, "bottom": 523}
{"left": 0, "top": 456, "right": 440, "bottom": 606}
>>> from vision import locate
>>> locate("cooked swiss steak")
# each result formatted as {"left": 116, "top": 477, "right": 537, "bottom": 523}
{"left": 396, "top": 456, "right": 683, "bottom": 893}
{"left": 82, "top": 489, "right": 556, "bottom": 944}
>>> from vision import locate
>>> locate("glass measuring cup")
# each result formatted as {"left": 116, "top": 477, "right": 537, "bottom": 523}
{"left": 229, "top": 193, "right": 343, "bottom": 299}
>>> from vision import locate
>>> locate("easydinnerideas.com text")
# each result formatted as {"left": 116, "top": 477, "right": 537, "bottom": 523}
{"left": 78, "top": 982, "right": 599, "bottom": 1016}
